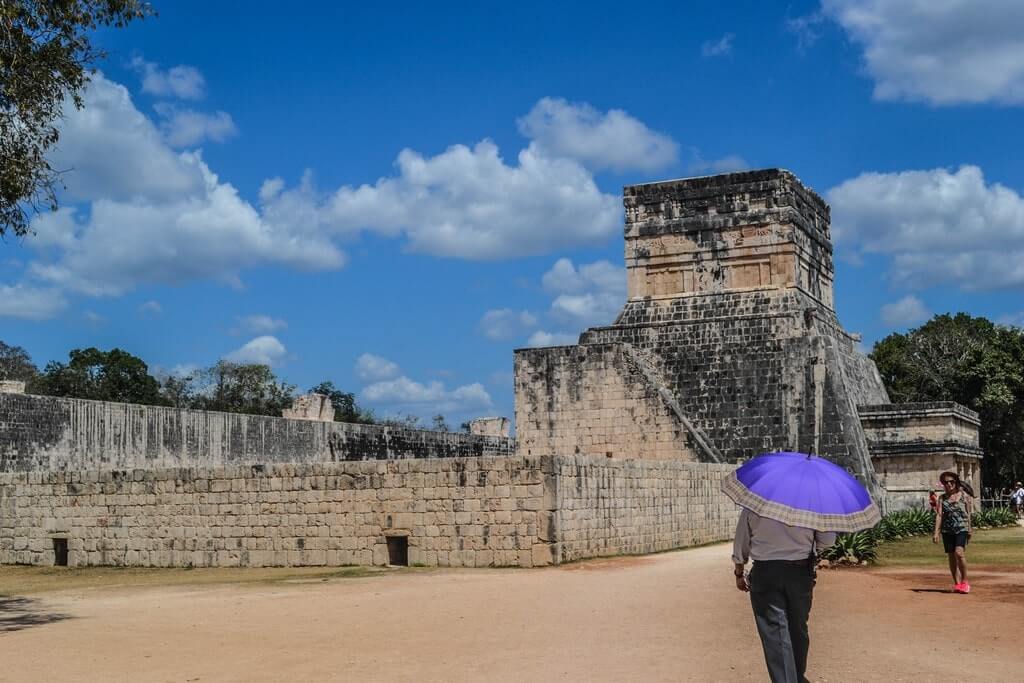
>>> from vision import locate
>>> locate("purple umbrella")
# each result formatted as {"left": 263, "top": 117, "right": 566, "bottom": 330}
{"left": 720, "top": 452, "right": 881, "bottom": 532}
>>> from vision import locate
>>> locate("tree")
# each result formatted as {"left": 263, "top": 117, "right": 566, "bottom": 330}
{"left": 29, "top": 346, "right": 163, "bottom": 404}
{"left": 870, "top": 313, "right": 1024, "bottom": 489}
{"left": 1, "top": 0, "right": 153, "bottom": 237}
{"left": 431, "top": 414, "right": 449, "bottom": 432}
{"left": 158, "top": 372, "right": 195, "bottom": 408}
{"left": 192, "top": 361, "right": 295, "bottom": 417}
{"left": 0, "top": 340, "right": 37, "bottom": 380}
{"left": 308, "top": 380, "right": 375, "bottom": 424}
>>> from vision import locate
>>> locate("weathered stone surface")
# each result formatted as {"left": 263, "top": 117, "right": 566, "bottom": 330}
{"left": 281, "top": 393, "right": 334, "bottom": 421}
{"left": 0, "top": 455, "right": 739, "bottom": 568}
{"left": 516, "top": 169, "right": 889, "bottom": 496}
{"left": 469, "top": 417, "right": 511, "bottom": 438}
{"left": 0, "top": 393, "right": 514, "bottom": 473}
{"left": 0, "top": 381, "right": 25, "bottom": 394}
{"left": 859, "top": 402, "right": 983, "bottom": 510}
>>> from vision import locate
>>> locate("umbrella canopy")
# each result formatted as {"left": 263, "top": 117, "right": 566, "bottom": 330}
{"left": 721, "top": 451, "right": 881, "bottom": 532}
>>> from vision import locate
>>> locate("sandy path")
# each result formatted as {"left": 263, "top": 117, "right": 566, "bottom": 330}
{"left": 1, "top": 543, "right": 1020, "bottom": 682}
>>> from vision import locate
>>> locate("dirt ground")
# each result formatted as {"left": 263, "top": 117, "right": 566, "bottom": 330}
{"left": 1, "top": 542, "right": 1021, "bottom": 682}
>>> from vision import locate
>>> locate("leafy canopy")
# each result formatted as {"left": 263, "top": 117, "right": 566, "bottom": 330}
{"left": 29, "top": 346, "right": 163, "bottom": 404}
{"left": 870, "top": 313, "right": 1024, "bottom": 488}
{"left": 1, "top": 0, "right": 152, "bottom": 237}
{"left": 0, "top": 339, "right": 37, "bottom": 381}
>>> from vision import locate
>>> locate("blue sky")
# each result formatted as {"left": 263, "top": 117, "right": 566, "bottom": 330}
{"left": 3, "top": 0, "right": 1023, "bottom": 426}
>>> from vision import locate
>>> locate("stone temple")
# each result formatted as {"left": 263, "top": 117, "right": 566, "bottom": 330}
{"left": 514, "top": 169, "right": 981, "bottom": 507}
{"left": 0, "top": 169, "right": 982, "bottom": 569}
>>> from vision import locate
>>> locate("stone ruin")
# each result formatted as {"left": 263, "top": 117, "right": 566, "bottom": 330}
{"left": 0, "top": 169, "right": 982, "bottom": 570}
{"left": 515, "top": 169, "right": 981, "bottom": 505}
{"left": 281, "top": 393, "right": 334, "bottom": 422}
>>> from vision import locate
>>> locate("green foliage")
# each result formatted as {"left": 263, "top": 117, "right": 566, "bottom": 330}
{"left": 28, "top": 346, "right": 163, "bottom": 405}
{"left": 0, "top": 340, "right": 37, "bottom": 381}
{"left": 191, "top": 361, "right": 294, "bottom": 417}
{"left": 870, "top": 313, "right": 1024, "bottom": 488}
{"left": 821, "top": 531, "right": 877, "bottom": 564}
{"left": 971, "top": 507, "right": 1018, "bottom": 529}
{"left": 308, "top": 381, "right": 375, "bottom": 424}
{"left": 873, "top": 508, "right": 935, "bottom": 542}
{"left": 1, "top": 0, "right": 153, "bottom": 237}
{"left": 823, "top": 505, "right": 1017, "bottom": 566}
{"left": 380, "top": 413, "right": 422, "bottom": 429}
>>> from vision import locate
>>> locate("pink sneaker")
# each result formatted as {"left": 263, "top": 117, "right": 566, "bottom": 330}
{"left": 953, "top": 583, "right": 965, "bottom": 593}
{"left": 961, "top": 582, "right": 971, "bottom": 594}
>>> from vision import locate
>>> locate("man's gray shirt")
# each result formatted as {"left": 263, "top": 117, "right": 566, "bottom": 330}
{"left": 732, "top": 508, "right": 837, "bottom": 564}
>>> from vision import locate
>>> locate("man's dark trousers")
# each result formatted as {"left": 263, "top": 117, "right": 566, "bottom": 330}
{"left": 748, "top": 559, "right": 814, "bottom": 683}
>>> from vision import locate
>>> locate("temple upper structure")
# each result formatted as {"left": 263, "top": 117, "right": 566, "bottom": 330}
{"left": 514, "top": 169, "right": 981, "bottom": 507}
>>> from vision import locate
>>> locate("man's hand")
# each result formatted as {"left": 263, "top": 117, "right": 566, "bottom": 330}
{"left": 735, "top": 573, "right": 749, "bottom": 592}
{"left": 932, "top": 533, "right": 939, "bottom": 544}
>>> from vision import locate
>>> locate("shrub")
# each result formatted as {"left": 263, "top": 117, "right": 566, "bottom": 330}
{"left": 821, "top": 531, "right": 877, "bottom": 565}
{"left": 971, "top": 507, "right": 1018, "bottom": 529}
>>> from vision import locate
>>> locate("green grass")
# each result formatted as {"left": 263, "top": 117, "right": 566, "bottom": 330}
{"left": 875, "top": 526, "right": 1024, "bottom": 568}
{"left": 0, "top": 564, "right": 406, "bottom": 596}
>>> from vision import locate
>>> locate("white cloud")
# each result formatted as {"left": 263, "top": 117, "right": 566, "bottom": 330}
{"left": 154, "top": 104, "right": 238, "bottom": 147}
{"left": 517, "top": 97, "right": 678, "bottom": 172}
{"left": 130, "top": 57, "right": 206, "bottom": 100}
{"left": 309, "top": 140, "right": 620, "bottom": 259}
{"left": 234, "top": 314, "right": 287, "bottom": 335}
{"left": 880, "top": 295, "right": 930, "bottom": 327}
{"left": 49, "top": 75, "right": 204, "bottom": 202}
{"left": 478, "top": 309, "right": 538, "bottom": 340}
{"left": 82, "top": 310, "right": 106, "bottom": 326}
{"left": 526, "top": 330, "right": 579, "bottom": 347}
{"left": 997, "top": 311, "right": 1024, "bottom": 328}
{"left": 21, "top": 85, "right": 653, "bottom": 314}
{"left": 355, "top": 354, "right": 493, "bottom": 418}
{"left": 27, "top": 75, "right": 345, "bottom": 296}
{"left": 355, "top": 353, "right": 401, "bottom": 382}
{"left": 361, "top": 376, "right": 493, "bottom": 418}
{"left": 701, "top": 33, "right": 735, "bottom": 57}
{"left": 829, "top": 165, "right": 1024, "bottom": 289}
{"left": 224, "top": 335, "right": 288, "bottom": 366}
{"left": 786, "top": 12, "right": 826, "bottom": 52}
{"left": 823, "top": 0, "right": 1024, "bottom": 105}
{"left": 542, "top": 258, "right": 625, "bottom": 328}
{"left": 138, "top": 300, "right": 162, "bottom": 315}
{"left": 0, "top": 284, "right": 67, "bottom": 320}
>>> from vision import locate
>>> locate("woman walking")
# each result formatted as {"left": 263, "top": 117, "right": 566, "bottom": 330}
{"left": 932, "top": 471, "right": 973, "bottom": 594}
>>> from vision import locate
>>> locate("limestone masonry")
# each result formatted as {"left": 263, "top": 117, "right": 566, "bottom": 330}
{"left": 515, "top": 170, "right": 980, "bottom": 502}
{"left": 0, "top": 169, "right": 982, "bottom": 569}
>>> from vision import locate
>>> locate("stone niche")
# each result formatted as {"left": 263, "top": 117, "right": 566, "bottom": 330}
{"left": 281, "top": 393, "right": 334, "bottom": 421}
{"left": 0, "top": 381, "right": 25, "bottom": 394}
{"left": 859, "top": 402, "right": 983, "bottom": 511}
{"left": 469, "top": 417, "right": 511, "bottom": 438}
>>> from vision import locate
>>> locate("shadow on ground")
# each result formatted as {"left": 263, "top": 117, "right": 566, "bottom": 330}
{"left": 0, "top": 596, "right": 72, "bottom": 633}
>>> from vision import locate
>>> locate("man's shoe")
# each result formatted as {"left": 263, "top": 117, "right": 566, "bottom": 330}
{"left": 953, "top": 583, "right": 965, "bottom": 593}
{"left": 961, "top": 582, "right": 970, "bottom": 594}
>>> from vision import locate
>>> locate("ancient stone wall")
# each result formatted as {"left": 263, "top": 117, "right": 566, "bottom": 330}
{"left": 0, "top": 457, "right": 550, "bottom": 568}
{"left": 0, "top": 393, "right": 513, "bottom": 473}
{"left": 859, "top": 402, "right": 982, "bottom": 510}
{"left": 552, "top": 458, "right": 738, "bottom": 563}
{"left": 0, "top": 455, "right": 740, "bottom": 568}
{"left": 516, "top": 170, "right": 892, "bottom": 498}
{"left": 515, "top": 343, "right": 699, "bottom": 462}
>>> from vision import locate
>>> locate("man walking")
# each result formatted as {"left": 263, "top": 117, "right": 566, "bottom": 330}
{"left": 733, "top": 508, "right": 836, "bottom": 683}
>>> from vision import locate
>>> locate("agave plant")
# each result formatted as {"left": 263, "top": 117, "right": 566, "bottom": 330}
{"left": 972, "top": 507, "right": 1018, "bottom": 529}
{"left": 821, "top": 531, "right": 878, "bottom": 564}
